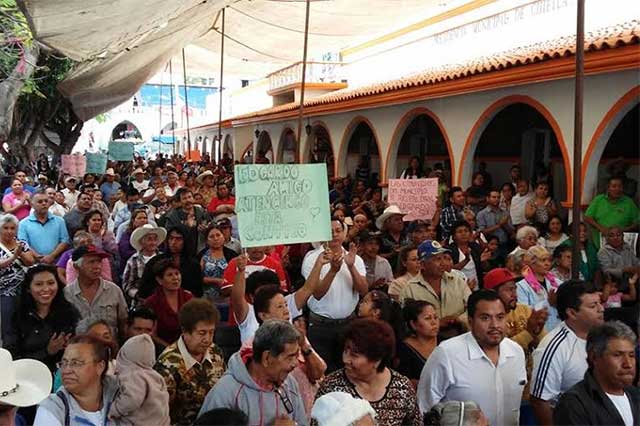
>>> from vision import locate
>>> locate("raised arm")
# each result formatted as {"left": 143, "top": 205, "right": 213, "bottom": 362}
{"left": 344, "top": 242, "right": 368, "bottom": 296}
{"left": 294, "top": 248, "right": 331, "bottom": 310}
{"left": 230, "top": 255, "right": 250, "bottom": 324}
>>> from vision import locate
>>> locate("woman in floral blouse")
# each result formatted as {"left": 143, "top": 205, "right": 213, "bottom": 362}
{"left": 315, "top": 318, "right": 422, "bottom": 426}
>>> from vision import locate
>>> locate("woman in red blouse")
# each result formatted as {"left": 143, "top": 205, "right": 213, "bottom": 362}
{"left": 144, "top": 258, "right": 193, "bottom": 346}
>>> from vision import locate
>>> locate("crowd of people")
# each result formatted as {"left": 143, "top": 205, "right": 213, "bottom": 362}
{"left": 0, "top": 152, "right": 638, "bottom": 426}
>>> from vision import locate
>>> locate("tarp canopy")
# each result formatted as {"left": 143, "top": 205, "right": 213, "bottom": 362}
{"left": 17, "top": 0, "right": 450, "bottom": 121}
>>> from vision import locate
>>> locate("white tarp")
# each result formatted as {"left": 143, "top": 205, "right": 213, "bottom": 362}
{"left": 18, "top": 0, "right": 448, "bottom": 120}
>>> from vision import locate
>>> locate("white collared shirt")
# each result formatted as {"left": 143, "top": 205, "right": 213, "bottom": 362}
{"left": 301, "top": 246, "right": 366, "bottom": 319}
{"left": 418, "top": 332, "right": 526, "bottom": 426}
{"left": 177, "top": 335, "right": 212, "bottom": 370}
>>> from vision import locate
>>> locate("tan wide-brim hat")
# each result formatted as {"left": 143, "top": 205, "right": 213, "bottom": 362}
{"left": 196, "top": 170, "right": 215, "bottom": 185}
{"left": 375, "top": 205, "right": 406, "bottom": 230}
{"left": 0, "top": 348, "right": 52, "bottom": 408}
{"left": 130, "top": 224, "right": 167, "bottom": 251}
{"left": 104, "top": 168, "right": 116, "bottom": 176}
{"left": 132, "top": 168, "right": 145, "bottom": 175}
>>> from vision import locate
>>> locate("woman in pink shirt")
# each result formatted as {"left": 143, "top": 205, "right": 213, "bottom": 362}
{"left": 2, "top": 179, "right": 31, "bottom": 220}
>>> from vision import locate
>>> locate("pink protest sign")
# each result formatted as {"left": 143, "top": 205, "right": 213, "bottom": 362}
{"left": 61, "top": 154, "right": 87, "bottom": 176}
{"left": 388, "top": 178, "right": 438, "bottom": 221}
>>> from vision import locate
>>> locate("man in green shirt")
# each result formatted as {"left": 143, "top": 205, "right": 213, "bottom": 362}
{"left": 584, "top": 177, "right": 639, "bottom": 249}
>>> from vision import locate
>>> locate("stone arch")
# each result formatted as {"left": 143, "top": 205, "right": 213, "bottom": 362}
{"left": 582, "top": 86, "right": 640, "bottom": 202}
{"left": 337, "top": 116, "right": 383, "bottom": 182}
{"left": 458, "top": 95, "right": 571, "bottom": 202}
{"left": 386, "top": 107, "right": 454, "bottom": 182}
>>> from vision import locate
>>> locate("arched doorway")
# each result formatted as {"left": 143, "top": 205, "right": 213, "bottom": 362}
{"left": 307, "top": 122, "right": 335, "bottom": 179}
{"left": 340, "top": 118, "right": 381, "bottom": 184}
{"left": 111, "top": 120, "right": 142, "bottom": 141}
{"left": 460, "top": 97, "right": 570, "bottom": 203}
{"left": 583, "top": 87, "right": 639, "bottom": 203}
{"left": 593, "top": 103, "right": 639, "bottom": 201}
{"left": 255, "top": 131, "right": 273, "bottom": 164}
{"left": 389, "top": 108, "right": 452, "bottom": 183}
{"left": 278, "top": 128, "right": 297, "bottom": 164}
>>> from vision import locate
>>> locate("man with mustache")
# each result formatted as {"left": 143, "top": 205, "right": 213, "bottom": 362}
{"left": 418, "top": 289, "right": 527, "bottom": 426}
{"left": 554, "top": 321, "right": 639, "bottom": 426}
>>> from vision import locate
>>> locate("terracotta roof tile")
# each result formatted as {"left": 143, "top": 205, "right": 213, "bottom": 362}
{"left": 232, "top": 20, "right": 640, "bottom": 121}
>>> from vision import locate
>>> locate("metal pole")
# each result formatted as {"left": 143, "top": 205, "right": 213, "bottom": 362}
{"left": 169, "top": 60, "right": 176, "bottom": 156}
{"left": 218, "top": 8, "right": 226, "bottom": 165}
{"left": 158, "top": 64, "right": 165, "bottom": 156}
{"left": 295, "top": 0, "right": 311, "bottom": 163}
{"left": 181, "top": 48, "right": 192, "bottom": 159}
{"left": 571, "top": 0, "right": 585, "bottom": 280}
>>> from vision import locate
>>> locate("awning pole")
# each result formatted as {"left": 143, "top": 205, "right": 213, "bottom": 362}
{"left": 181, "top": 48, "right": 192, "bottom": 159}
{"left": 218, "top": 7, "right": 226, "bottom": 164}
{"left": 169, "top": 60, "right": 176, "bottom": 155}
{"left": 295, "top": 0, "right": 311, "bottom": 163}
{"left": 571, "top": 0, "right": 585, "bottom": 280}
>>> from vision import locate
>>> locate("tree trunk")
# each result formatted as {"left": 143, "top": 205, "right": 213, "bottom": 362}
{"left": 0, "top": 44, "right": 39, "bottom": 143}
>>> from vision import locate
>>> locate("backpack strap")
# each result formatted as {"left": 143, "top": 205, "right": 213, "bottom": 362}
{"left": 56, "top": 390, "right": 70, "bottom": 426}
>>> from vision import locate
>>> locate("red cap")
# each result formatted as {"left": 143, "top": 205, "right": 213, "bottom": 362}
{"left": 484, "top": 268, "right": 520, "bottom": 290}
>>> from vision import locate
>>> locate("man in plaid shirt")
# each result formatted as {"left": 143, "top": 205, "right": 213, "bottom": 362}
{"left": 439, "top": 186, "right": 466, "bottom": 241}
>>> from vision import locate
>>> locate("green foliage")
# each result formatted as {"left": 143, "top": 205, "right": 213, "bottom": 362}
{"left": 0, "top": 0, "right": 33, "bottom": 80}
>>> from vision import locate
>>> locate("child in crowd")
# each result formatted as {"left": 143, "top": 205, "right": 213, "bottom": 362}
{"left": 109, "top": 334, "right": 171, "bottom": 426}
{"left": 601, "top": 273, "right": 637, "bottom": 309}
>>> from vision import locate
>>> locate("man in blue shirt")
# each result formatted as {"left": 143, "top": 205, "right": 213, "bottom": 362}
{"left": 3, "top": 170, "right": 36, "bottom": 195}
{"left": 99, "top": 168, "right": 121, "bottom": 207}
{"left": 18, "top": 191, "right": 70, "bottom": 264}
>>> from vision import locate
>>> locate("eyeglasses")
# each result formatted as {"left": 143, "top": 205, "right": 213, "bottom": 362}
{"left": 56, "top": 360, "right": 93, "bottom": 370}
{"left": 274, "top": 386, "right": 294, "bottom": 414}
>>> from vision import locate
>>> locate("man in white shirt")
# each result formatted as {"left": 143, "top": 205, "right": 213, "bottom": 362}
{"left": 61, "top": 176, "right": 80, "bottom": 209}
{"left": 301, "top": 219, "right": 368, "bottom": 372}
{"left": 418, "top": 289, "right": 527, "bottom": 426}
{"left": 130, "top": 168, "right": 149, "bottom": 193}
{"left": 530, "top": 280, "right": 605, "bottom": 425}
{"left": 554, "top": 321, "right": 638, "bottom": 426}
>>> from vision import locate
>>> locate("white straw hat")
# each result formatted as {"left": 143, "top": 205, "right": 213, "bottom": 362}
{"left": 375, "top": 205, "right": 406, "bottom": 230}
{"left": 130, "top": 224, "right": 167, "bottom": 252}
{"left": 0, "top": 348, "right": 52, "bottom": 407}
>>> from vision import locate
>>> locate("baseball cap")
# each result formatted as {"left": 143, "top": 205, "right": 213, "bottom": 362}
{"left": 417, "top": 240, "right": 450, "bottom": 261}
{"left": 484, "top": 268, "right": 521, "bottom": 290}
{"left": 72, "top": 245, "right": 110, "bottom": 261}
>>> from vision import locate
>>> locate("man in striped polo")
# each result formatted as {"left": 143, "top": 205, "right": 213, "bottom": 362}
{"left": 530, "top": 280, "right": 604, "bottom": 425}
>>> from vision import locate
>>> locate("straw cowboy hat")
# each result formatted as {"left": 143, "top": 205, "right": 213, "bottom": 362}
{"left": 0, "top": 348, "right": 51, "bottom": 408}
{"left": 196, "top": 170, "right": 215, "bottom": 185}
{"left": 132, "top": 168, "right": 145, "bottom": 175}
{"left": 375, "top": 205, "right": 406, "bottom": 230}
{"left": 104, "top": 168, "right": 116, "bottom": 176}
{"left": 312, "top": 392, "right": 376, "bottom": 426}
{"left": 130, "top": 224, "right": 167, "bottom": 251}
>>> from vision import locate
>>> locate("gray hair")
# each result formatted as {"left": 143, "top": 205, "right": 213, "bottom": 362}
{"left": 516, "top": 225, "right": 539, "bottom": 242}
{"left": 0, "top": 213, "right": 19, "bottom": 228}
{"left": 426, "top": 401, "right": 484, "bottom": 426}
{"left": 252, "top": 320, "right": 300, "bottom": 362}
{"left": 72, "top": 231, "right": 93, "bottom": 249}
{"left": 586, "top": 321, "right": 637, "bottom": 365}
